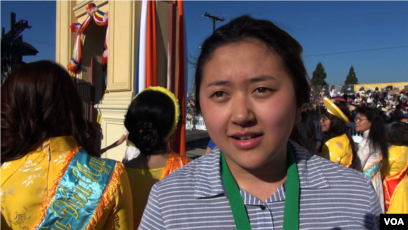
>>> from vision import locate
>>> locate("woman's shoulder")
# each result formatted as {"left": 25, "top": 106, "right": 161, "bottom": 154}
{"left": 310, "top": 153, "right": 373, "bottom": 190}
{"left": 388, "top": 145, "right": 408, "bottom": 156}
{"left": 327, "top": 134, "right": 350, "bottom": 145}
{"left": 155, "top": 151, "right": 219, "bottom": 187}
{"left": 292, "top": 141, "right": 374, "bottom": 195}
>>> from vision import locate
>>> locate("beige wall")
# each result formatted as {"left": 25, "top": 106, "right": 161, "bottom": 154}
{"left": 56, "top": 1, "right": 177, "bottom": 161}
{"left": 55, "top": 1, "right": 76, "bottom": 68}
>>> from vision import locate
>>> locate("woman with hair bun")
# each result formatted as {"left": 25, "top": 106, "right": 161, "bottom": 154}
{"left": 124, "top": 86, "right": 191, "bottom": 228}
{"left": 382, "top": 122, "right": 408, "bottom": 213}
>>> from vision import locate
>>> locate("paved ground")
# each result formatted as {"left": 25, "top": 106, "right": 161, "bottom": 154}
{"left": 185, "top": 129, "right": 210, "bottom": 159}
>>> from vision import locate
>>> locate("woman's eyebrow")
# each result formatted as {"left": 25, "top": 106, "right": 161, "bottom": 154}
{"left": 206, "top": 76, "right": 275, "bottom": 87}
{"left": 246, "top": 75, "right": 276, "bottom": 83}
{"left": 207, "top": 80, "right": 231, "bottom": 87}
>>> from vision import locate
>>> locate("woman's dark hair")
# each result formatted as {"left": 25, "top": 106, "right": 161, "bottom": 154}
{"left": 1, "top": 60, "right": 100, "bottom": 163}
{"left": 194, "top": 15, "right": 310, "bottom": 113}
{"left": 355, "top": 107, "right": 388, "bottom": 160}
{"left": 290, "top": 111, "right": 317, "bottom": 154}
{"left": 124, "top": 90, "right": 175, "bottom": 155}
{"left": 318, "top": 103, "right": 360, "bottom": 169}
{"left": 386, "top": 122, "right": 408, "bottom": 146}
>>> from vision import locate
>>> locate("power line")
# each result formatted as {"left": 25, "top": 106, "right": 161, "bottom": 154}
{"left": 304, "top": 45, "right": 408, "bottom": 57}
{"left": 24, "top": 39, "right": 55, "bottom": 47}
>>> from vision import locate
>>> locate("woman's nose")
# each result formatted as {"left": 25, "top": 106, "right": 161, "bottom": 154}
{"left": 230, "top": 95, "right": 255, "bottom": 126}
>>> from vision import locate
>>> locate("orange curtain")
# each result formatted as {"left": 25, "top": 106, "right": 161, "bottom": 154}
{"left": 174, "top": 0, "right": 186, "bottom": 155}
{"left": 145, "top": 0, "right": 158, "bottom": 87}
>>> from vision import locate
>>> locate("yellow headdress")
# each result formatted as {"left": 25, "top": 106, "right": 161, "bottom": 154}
{"left": 323, "top": 97, "right": 350, "bottom": 124}
{"left": 133, "top": 86, "right": 180, "bottom": 140}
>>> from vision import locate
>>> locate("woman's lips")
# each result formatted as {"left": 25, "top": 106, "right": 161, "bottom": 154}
{"left": 230, "top": 134, "right": 263, "bottom": 149}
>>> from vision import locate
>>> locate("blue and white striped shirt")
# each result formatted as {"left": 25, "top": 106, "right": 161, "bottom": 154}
{"left": 139, "top": 141, "right": 381, "bottom": 230}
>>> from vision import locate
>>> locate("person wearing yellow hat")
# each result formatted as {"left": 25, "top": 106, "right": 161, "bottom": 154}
{"left": 123, "top": 86, "right": 192, "bottom": 228}
{"left": 318, "top": 97, "right": 359, "bottom": 169}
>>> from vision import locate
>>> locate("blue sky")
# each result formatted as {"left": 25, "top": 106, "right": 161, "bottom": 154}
{"left": 2, "top": 1, "right": 407, "bottom": 92}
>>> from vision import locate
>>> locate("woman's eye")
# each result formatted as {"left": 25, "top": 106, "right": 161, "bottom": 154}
{"left": 211, "top": 91, "right": 227, "bottom": 98}
{"left": 254, "top": 87, "right": 271, "bottom": 94}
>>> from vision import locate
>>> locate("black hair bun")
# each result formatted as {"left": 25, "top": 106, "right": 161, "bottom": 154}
{"left": 128, "top": 122, "right": 159, "bottom": 153}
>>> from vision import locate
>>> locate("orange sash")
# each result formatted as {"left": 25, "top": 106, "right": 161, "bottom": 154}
{"left": 383, "top": 159, "right": 408, "bottom": 212}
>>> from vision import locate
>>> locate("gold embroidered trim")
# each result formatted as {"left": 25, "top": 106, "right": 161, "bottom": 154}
{"left": 30, "top": 147, "right": 80, "bottom": 230}
{"left": 83, "top": 161, "right": 124, "bottom": 230}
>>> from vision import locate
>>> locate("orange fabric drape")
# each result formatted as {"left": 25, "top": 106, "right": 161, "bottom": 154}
{"left": 145, "top": 0, "right": 158, "bottom": 88}
{"left": 383, "top": 163, "right": 408, "bottom": 212}
{"left": 174, "top": 0, "right": 186, "bottom": 155}
{"left": 160, "top": 151, "right": 191, "bottom": 180}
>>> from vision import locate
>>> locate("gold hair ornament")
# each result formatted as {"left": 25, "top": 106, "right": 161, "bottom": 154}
{"left": 323, "top": 97, "right": 350, "bottom": 124}
{"left": 133, "top": 86, "right": 180, "bottom": 140}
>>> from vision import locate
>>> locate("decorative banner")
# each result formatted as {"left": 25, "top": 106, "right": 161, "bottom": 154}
{"left": 67, "top": 35, "right": 82, "bottom": 82}
{"left": 68, "top": 3, "right": 108, "bottom": 80}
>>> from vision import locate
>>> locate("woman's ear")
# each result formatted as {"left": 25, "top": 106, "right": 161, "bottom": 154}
{"left": 295, "top": 105, "right": 303, "bottom": 123}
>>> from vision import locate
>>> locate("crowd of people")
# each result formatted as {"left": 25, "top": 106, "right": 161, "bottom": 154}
{"left": 306, "top": 84, "right": 408, "bottom": 124}
{"left": 1, "top": 15, "right": 407, "bottom": 230}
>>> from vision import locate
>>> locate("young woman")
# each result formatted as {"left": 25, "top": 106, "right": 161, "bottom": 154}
{"left": 354, "top": 107, "right": 388, "bottom": 212}
{"left": 123, "top": 86, "right": 192, "bottom": 228}
{"left": 139, "top": 15, "right": 381, "bottom": 229}
{"left": 1, "top": 61, "right": 133, "bottom": 229}
{"left": 318, "top": 97, "right": 359, "bottom": 169}
{"left": 382, "top": 122, "right": 408, "bottom": 213}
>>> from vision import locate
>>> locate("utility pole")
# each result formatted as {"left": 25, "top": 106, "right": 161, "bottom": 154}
{"left": 2, "top": 12, "right": 32, "bottom": 59}
{"left": 202, "top": 12, "right": 225, "bottom": 33}
{"left": 1, "top": 12, "right": 33, "bottom": 83}
{"left": 3, "top": 12, "right": 32, "bottom": 40}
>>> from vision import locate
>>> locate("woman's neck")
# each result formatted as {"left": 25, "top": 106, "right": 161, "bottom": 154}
{"left": 125, "top": 148, "right": 171, "bottom": 169}
{"left": 225, "top": 151, "right": 288, "bottom": 202}
{"left": 145, "top": 143, "right": 167, "bottom": 156}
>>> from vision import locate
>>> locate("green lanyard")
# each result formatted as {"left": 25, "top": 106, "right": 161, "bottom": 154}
{"left": 221, "top": 144, "right": 300, "bottom": 230}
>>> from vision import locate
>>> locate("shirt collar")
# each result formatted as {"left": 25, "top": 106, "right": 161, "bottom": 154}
{"left": 193, "top": 140, "right": 330, "bottom": 199}
{"left": 363, "top": 130, "right": 370, "bottom": 138}
{"left": 36, "top": 136, "right": 79, "bottom": 153}
{"left": 193, "top": 147, "right": 224, "bottom": 199}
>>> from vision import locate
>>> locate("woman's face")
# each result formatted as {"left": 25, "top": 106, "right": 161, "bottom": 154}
{"left": 199, "top": 40, "right": 301, "bottom": 171}
{"left": 320, "top": 114, "right": 331, "bottom": 132}
{"left": 355, "top": 113, "right": 371, "bottom": 132}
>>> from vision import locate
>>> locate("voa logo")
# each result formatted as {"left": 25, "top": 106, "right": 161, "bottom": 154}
{"left": 384, "top": 218, "right": 405, "bottom": 226}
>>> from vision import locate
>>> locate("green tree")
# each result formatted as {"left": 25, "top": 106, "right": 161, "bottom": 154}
{"left": 311, "top": 62, "right": 328, "bottom": 86}
{"left": 344, "top": 66, "right": 358, "bottom": 84}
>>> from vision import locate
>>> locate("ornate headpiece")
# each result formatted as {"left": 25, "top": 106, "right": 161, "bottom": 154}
{"left": 133, "top": 86, "right": 180, "bottom": 140}
{"left": 323, "top": 97, "right": 350, "bottom": 124}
